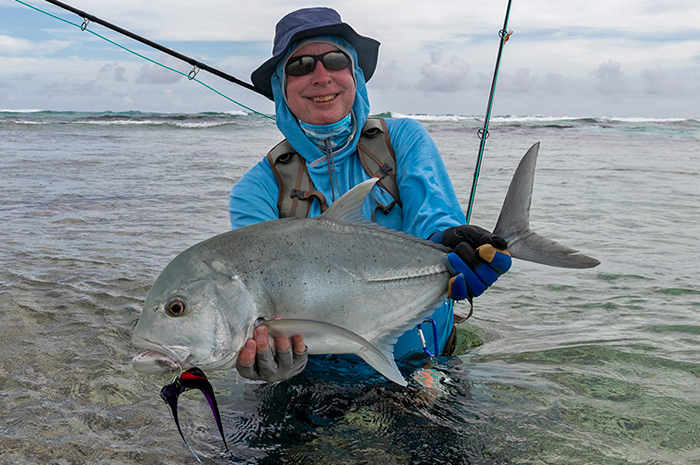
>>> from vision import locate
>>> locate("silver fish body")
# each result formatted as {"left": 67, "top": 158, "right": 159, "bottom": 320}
{"left": 132, "top": 143, "right": 599, "bottom": 385}
{"left": 132, "top": 178, "right": 449, "bottom": 385}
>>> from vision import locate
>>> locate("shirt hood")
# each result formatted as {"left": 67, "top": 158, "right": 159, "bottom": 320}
{"left": 270, "top": 36, "right": 371, "bottom": 166}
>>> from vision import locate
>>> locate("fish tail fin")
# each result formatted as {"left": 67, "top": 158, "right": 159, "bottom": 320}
{"left": 493, "top": 143, "right": 600, "bottom": 269}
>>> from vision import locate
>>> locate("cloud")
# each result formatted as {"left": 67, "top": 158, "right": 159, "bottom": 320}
{"left": 542, "top": 72, "right": 565, "bottom": 93}
{"left": 99, "top": 62, "right": 128, "bottom": 82}
{"left": 38, "top": 78, "right": 106, "bottom": 102}
{"left": 136, "top": 59, "right": 183, "bottom": 84}
{"left": 415, "top": 51, "right": 470, "bottom": 93}
{"left": 640, "top": 66, "right": 689, "bottom": 95}
{"left": 114, "top": 66, "right": 127, "bottom": 82}
{"left": 484, "top": 69, "right": 566, "bottom": 95}
{"left": 370, "top": 59, "right": 414, "bottom": 91}
{"left": 0, "top": 34, "right": 70, "bottom": 55}
{"left": 499, "top": 68, "right": 536, "bottom": 93}
{"left": 3, "top": 0, "right": 698, "bottom": 116}
{"left": 591, "top": 60, "right": 629, "bottom": 94}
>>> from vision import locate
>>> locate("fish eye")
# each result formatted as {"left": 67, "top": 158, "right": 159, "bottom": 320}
{"left": 165, "top": 298, "right": 187, "bottom": 317}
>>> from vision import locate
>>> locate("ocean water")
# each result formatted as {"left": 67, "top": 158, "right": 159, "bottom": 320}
{"left": 1, "top": 110, "right": 699, "bottom": 464}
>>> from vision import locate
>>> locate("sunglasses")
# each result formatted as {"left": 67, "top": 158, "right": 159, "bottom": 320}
{"left": 285, "top": 51, "right": 351, "bottom": 77}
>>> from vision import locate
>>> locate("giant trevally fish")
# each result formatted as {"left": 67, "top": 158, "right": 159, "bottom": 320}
{"left": 132, "top": 143, "right": 599, "bottom": 386}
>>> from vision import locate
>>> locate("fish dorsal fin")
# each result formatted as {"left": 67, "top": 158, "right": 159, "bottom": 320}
{"left": 319, "top": 178, "right": 451, "bottom": 252}
{"left": 321, "top": 177, "right": 379, "bottom": 224}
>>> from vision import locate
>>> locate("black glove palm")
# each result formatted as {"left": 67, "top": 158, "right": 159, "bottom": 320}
{"left": 433, "top": 225, "right": 511, "bottom": 300}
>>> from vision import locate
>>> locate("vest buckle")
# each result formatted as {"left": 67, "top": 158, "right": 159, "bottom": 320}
{"left": 375, "top": 163, "right": 393, "bottom": 179}
{"left": 290, "top": 188, "right": 308, "bottom": 200}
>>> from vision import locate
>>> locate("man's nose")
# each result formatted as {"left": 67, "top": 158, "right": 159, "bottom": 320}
{"left": 310, "top": 61, "right": 332, "bottom": 84}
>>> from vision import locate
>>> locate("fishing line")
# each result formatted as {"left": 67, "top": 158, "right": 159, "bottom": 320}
{"left": 14, "top": 0, "right": 274, "bottom": 119}
{"left": 465, "top": 0, "right": 514, "bottom": 224}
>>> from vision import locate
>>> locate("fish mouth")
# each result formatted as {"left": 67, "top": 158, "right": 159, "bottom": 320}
{"left": 131, "top": 335, "right": 191, "bottom": 374}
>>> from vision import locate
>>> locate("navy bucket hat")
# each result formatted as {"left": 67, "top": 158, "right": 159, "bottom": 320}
{"left": 251, "top": 7, "right": 380, "bottom": 100}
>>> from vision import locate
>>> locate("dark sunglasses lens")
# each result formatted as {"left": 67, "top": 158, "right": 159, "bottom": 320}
{"left": 286, "top": 56, "right": 316, "bottom": 76}
{"left": 322, "top": 52, "right": 350, "bottom": 70}
{"left": 286, "top": 52, "right": 350, "bottom": 76}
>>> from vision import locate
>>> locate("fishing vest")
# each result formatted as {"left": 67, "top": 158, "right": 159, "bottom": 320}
{"left": 267, "top": 117, "right": 402, "bottom": 220}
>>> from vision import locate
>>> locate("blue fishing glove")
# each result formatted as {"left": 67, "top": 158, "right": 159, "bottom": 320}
{"left": 432, "top": 225, "right": 511, "bottom": 301}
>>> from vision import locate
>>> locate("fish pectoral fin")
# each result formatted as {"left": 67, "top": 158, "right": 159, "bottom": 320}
{"left": 262, "top": 318, "right": 407, "bottom": 387}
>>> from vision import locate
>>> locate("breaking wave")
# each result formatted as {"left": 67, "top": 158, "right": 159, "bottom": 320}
{"left": 1, "top": 110, "right": 697, "bottom": 130}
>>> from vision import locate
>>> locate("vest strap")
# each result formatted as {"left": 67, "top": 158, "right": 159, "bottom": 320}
{"left": 357, "top": 118, "right": 402, "bottom": 212}
{"left": 267, "top": 117, "right": 400, "bottom": 219}
{"left": 267, "top": 143, "right": 324, "bottom": 218}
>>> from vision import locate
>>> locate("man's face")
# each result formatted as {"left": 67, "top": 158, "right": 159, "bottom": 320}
{"left": 285, "top": 42, "right": 356, "bottom": 125}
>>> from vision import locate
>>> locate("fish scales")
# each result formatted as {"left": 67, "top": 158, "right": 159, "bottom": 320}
{"left": 227, "top": 217, "right": 448, "bottom": 337}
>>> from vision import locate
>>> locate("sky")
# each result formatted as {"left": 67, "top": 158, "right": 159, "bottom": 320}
{"left": 1, "top": 0, "right": 699, "bottom": 117}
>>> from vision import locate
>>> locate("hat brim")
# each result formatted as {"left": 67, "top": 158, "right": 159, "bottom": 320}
{"left": 251, "top": 23, "right": 380, "bottom": 101}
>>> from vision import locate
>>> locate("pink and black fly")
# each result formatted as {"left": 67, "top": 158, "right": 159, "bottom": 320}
{"left": 160, "top": 367, "right": 228, "bottom": 462}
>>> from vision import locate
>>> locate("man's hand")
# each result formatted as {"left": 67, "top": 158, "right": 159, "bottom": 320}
{"left": 432, "top": 225, "right": 512, "bottom": 301}
{"left": 236, "top": 325, "right": 307, "bottom": 383}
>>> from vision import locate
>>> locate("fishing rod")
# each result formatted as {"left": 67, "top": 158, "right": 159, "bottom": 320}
{"left": 465, "top": 0, "right": 514, "bottom": 224}
{"left": 41, "top": 0, "right": 267, "bottom": 98}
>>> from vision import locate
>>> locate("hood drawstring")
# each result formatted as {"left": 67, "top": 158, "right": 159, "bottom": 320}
{"left": 300, "top": 112, "right": 356, "bottom": 203}
{"left": 323, "top": 139, "right": 342, "bottom": 202}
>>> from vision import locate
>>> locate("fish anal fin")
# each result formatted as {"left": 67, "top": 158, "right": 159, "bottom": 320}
{"left": 262, "top": 318, "right": 407, "bottom": 386}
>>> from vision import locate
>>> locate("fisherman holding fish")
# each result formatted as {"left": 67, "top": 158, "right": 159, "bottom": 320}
{"left": 230, "top": 7, "right": 512, "bottom": 383}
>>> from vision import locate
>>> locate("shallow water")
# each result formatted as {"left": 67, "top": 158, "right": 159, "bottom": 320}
{"left": 1, "top": 111, "right": 699, "bottom": 464}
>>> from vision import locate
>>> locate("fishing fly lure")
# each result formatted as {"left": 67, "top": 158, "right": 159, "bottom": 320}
{"left": 160, "top": 367, "right": 228, "bottom": 462}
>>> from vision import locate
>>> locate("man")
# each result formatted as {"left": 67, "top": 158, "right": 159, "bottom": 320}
{"left": 229, "top": 7, "right": 511, "bottom": 383}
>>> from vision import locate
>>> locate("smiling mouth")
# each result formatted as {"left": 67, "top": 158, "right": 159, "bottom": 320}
{"left": 310, "top": 94, "right": 337, "bottom": 103}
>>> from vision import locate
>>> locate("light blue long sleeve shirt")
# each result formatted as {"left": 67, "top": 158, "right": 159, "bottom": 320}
{"left": 229, "top": 36, "right": 465, "bottom": 359}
